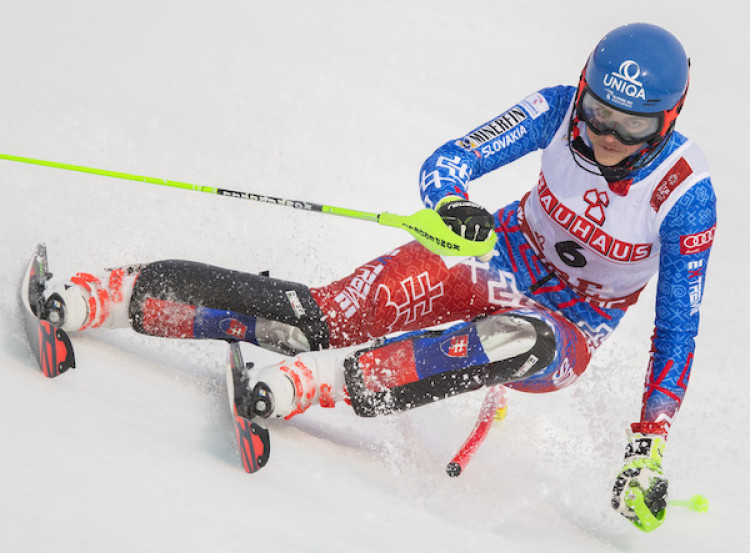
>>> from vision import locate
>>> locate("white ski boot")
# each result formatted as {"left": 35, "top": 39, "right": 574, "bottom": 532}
{"left": 237, "top": 350, "right": 347, "bottom": 420}
{"left": 44, "top": 268, "right": 140, "bottom": 332}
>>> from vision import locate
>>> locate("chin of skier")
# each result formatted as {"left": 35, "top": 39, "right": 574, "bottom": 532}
{"left": 41, "top": 22, "right": 715, "bottom": 531}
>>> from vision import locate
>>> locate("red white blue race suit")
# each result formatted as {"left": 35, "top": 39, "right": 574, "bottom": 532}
{"left": 415, "top": 85, "right": 716, "bottom": 435}
{"left": 119, "top": 86, "right": 714, "bottom": 434}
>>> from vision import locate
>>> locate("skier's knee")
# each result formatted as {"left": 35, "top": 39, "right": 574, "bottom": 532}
{"left": 479, "top": 313, "right": 556, "bottom": 385}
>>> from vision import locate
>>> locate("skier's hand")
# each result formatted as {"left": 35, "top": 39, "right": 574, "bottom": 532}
{"left": 435, "top": 197, "right": 494, "bottom": 241}
{"left": 611, "top": 432, "right": 669, "bottom": 532}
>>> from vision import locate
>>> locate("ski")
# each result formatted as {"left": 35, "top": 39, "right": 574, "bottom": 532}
{"left": 20, "top": 244, "right": 76, "bottom": 378}
{"left": 226, "top": 341, "right": 270, "bottom": 473}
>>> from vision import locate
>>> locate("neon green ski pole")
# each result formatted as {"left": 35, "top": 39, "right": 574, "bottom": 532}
{"left": 670, "top": 494, "right": 710, "bottom": 513}
{"left": 1, "top": 152, "right": 496, "bottom": 257}
{"left": 627, "top": 489, "right": 709, "bottom": 533}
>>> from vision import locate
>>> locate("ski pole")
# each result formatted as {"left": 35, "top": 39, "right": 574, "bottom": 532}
{"left": 446, "top": 385, "right": 508, "bottom": 477}
{"left": 1, "top": 152, "right": 496, "bottom": 258}
{"left": 669, "top": 495, "right": 709, "bottom": 513}
{"left": 627, "top": 489, "right": 709, "bottom": 533}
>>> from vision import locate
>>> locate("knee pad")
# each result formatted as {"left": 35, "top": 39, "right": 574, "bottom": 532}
{"left": 479, "top": 314, "right": 556, "bottom": 385}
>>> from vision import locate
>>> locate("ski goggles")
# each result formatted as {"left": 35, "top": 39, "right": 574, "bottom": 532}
{"left": 578, "top": 89, "right": 662, "bottom": 145}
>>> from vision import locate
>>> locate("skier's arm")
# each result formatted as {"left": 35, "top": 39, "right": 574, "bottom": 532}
{"left": 633, "top": 178, "right": 717, "bottom": 436}
{"left": 419, "top": 86, "right": 575, "bottom": 208}
{"left": 611, "top": 178, "right": 716, "bottom": 530}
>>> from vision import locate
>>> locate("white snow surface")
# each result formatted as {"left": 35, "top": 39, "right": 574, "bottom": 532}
{"left": 1, "top": 1, "right": 747, "bottom": 551}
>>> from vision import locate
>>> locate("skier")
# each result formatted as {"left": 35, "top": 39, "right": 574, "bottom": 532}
{"left": 41, "top": 23, "right": 714, "bottom": 530}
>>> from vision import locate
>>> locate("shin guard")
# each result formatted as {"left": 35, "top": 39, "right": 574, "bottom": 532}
{"left": 129, "top": 260, "right": 330, "bottom": 353}
{"left": 344, "top": 313, "right": 555, "bottom": 417}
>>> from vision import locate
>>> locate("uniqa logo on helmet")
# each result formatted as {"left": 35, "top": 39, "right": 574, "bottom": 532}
{"left": 602, "top": 60, "right": 646, "bottom": 110}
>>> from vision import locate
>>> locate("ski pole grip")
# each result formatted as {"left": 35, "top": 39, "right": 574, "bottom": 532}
{"left": 378, "top": 210, "right": 497, "bottom": 257}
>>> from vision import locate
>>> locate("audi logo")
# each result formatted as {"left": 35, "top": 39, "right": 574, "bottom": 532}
{"left": 681, "top": 227, "right": 716, "bottom": 249}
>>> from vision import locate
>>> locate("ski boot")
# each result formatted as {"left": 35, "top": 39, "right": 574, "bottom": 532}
{"left": 225, "top": 344, "right": 346, "bottom": 473}
{"left": 230, "top": 343, "right": 350, "bottom": 420}
{"left": 44, "top": 268, "right": 140, "bottom": 332}
{"left": 232, "top": 356, "right": 321, "bottom": 420}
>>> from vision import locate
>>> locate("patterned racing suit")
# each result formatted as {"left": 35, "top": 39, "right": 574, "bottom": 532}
{"left": 101, "top": 86, "right": 715, "bottom": 431}
{"left": 415, "top": 85, "right": 716, "bottom": 434}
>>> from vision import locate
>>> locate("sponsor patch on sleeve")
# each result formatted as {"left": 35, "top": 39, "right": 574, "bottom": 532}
{"left": 688, "top": 259, "right": 705, "bottom": 315}
{"left": 651, "top": 157, "right": 693, "bottom": 212}
{"left": 680, "top": 225, "right": 716, "bottom": 255}
{"left": 518, "top": 92, "right": 550, "bottom": 119}
{"left": 456, "top": 106, "right": 528, "bottom": 150}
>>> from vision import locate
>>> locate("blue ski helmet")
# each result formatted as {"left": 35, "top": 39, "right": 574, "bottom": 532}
{"left": 583, "top": 23, "right": 689, "bottom": 115}
{"left": 571, "top": 23, "right": 690, "bottom": 175}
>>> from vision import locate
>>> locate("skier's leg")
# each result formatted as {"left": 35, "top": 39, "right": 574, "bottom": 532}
{"left": 343, "top": 305, "right": 591, "bottom": 416}
{"left": 49, "top": 240, "right": 505, "bottom": 357}
{"left": 127, "top": 242, "right": 500, "bottom": 354}
{"left": 48, "top": 266, "right": 142, "bottom": 333}
{"left": 47, "top": 259, "right": 330, "bottom": 355}
{"left": 236, "top": 305, "right": 591, "bottom": 420}
{"left": 308, "top": 240, "right": 523, "bottom": 346}
{"left": 128, "top": 260, "right": 330, "bottom": 354}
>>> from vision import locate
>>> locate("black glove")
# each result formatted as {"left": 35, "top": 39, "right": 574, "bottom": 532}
{"left": 436, "top": 198, "right": 494, "bottom": 241}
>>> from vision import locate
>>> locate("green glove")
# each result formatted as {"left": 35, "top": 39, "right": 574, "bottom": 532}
{"left": 611, "top": 433, "right": 669, "bottom": 532}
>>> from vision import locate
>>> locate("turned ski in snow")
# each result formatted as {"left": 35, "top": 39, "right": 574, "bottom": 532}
{"left": 20, "top": 244, "right": 75, "bottom": 378}
{"left": 226, "top": 341, "right": 270, "bottom": 473}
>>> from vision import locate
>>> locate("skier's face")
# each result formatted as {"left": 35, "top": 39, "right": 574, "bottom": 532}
{"left": 585, "top": 126, "right": 645, "bottom": 167}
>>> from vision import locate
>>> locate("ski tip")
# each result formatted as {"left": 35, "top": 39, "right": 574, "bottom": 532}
{"left": 446, "top": 461, "right": 462, "bottom": 478}
{"left": 21, "top": 245, "right": 77, "bottom": 378}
